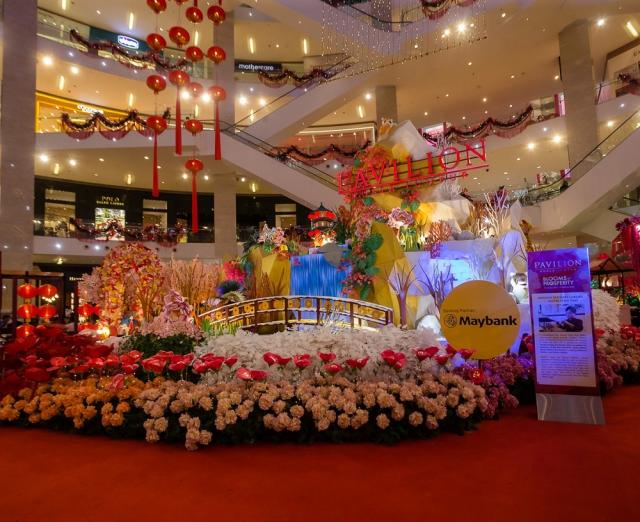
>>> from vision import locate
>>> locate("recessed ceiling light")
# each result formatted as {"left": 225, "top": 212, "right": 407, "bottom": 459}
{"left": 241, "top": 177, "right": 246, "bottom": 182}
{"left": 542, "top": 127, "right": 548, "bottom": 132}
{"left": 42, "top": 55, "right": 54, "bottom": 66}
{"left": 620, "top": 103, "right": 625, "bottom": 108}
{"left": 501, "top": 12, "right": 507, "bottom": 18}
{"left": 70, "top": 65, "right": 79, "bottom": 75}
{"left": 554, "top": 74, "right": 560, "bottom": 80}
{"left": 144, "top": 156, "right": 149, "bottom": 160}
{"left": 607, "top": 120, "right": 615, "bottom": 128}
{"left": 516, "top": 157, "right": 521, "bottom": 161}
{"left": 414, "top": 43, "right": 418, "bottom": 49}
{"left": 445, "top": 93, "right": 449, "bottom": 97}
{"left": 424, "top": 111, "right": 428, "bottom": 116}
{"left": 365, "top": 92, "right": 372, "bottom": 100}
{"left": 457, "top": 22, "right": 467, "bottom": 33}
{"left": 259, "top": 98, "right": 267, "bottom": 107}
{"left": 552, "top": 134, "right": 562, "bottom": 143}
{"left": 238, "top": 96, "right": 248, "bottom": 106}
{"left": 182, "top": 173, "right": 188, "bottom": 180}
{"left": 596, "top": 18, "right": 605, "bottom": 27}
{"left": 467, "top": 61, "right": 472, "bottom": 66}
{"left": 204, "top": 175, "right": 209, "bottom": 181}
{"left": 39, "top": 153, "right": 49, "bottom": 163}
{"left": 442, "top": 28, "right": 451, "bottom": 37}
{"left": 482, "top": 97, "right": 487, "bottom": 102}
{"left": 68, "top": 159, "right": 77, "bottom": 166}
{"left": 99, "top": 158, "right": 104, "bottom": 162}
{"left": 626, "top": 21, "right": 639, "bottom": 38}
{"left": 527, "top": 142, "right": 536, "bottom": 150}
{"left": 462, "top": 116, "right": 466, "bottom": 120}
{"left": 96, "top": 10, "right": 101, "bottom": 15}
{"left": 510, "top": 74, "right": 515, "bottom": 79}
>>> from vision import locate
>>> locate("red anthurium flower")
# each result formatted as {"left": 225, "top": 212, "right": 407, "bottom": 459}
{"left": 70, "top": 364, "right": 89, "bottom": 375}
{"left": 324, "top": 363, "right": 343, "bottom": 375}
{"left": 250, "top": 370, "right": 268, "bottom": 381}
{"left": 88, "top": 357, "right": 105, "bottom": 370}
{"left": 141, "top": 357, "right": 166, "bottom": 374}
{"left": 122, "top": 364, "right": 138, "bottom": 375}
{"left": 293, "top": 354, "right": 312, "bottom": 369}
{"left": 236, "top": 367, "right": 252, "bottom": 381}
{"left": 203, "top": 355, "right": 225, "bottom": 371}
{"left": 169, "top": 360, "right": 189, "bottom": 372}
{"left": 224, "top": 355, "right": 238, "bottom": 367}
{"left": 192, "top": 360, "right": 208, "bottom": 374}
{"left": 346, "top": 356, "right": 369, "bottom": 369}
{"left": 22, "top": 355, "right": 40, "bottom": 367}
{"left": 594, "top": 328, "right": 605, "bottom": 339}
{"left": 393, "top": 353, "right": 407, "bottom": 370}
{"left": 48, "top": 356, "right": 66, "bottom": 370}
{"left": 155, "top": 350, "right": 175, "bottom": 362}
{"left": 469, "top": 368, "right": 484, "bottom": 385}
{"left": 24, "top": 366, "right": 51, "bottom": 383}
{"left": 263, "top": 352, "right": 280, "bottom": 366}
{"left": 445, "top": 344, "right": 457, "bottom": 356}
{"left": 414, "top": 347, "right": 438, "bottom": 361}
{"left": 318, "top": 352, "right": 336, "bottom": 363}
{"left": 109, "top": 374, "right": 125, "bottom": 392}
{"left": 458, "top": 349, "right": 475, "bottom": 360}
{"left": 434, "top": 354, "right": 450, "bottom": 366}
{"left": 126, "top": 350, "right": 142, "bottom": 362}
{"left": 105, "top": 354, "right": 120, "bottom": 368}
{"left": 380, "top": 349, "right": 398, "bottom": 366}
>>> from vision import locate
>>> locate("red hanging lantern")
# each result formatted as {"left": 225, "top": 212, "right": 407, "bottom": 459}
{"left": 146, "top": 116, "right": 168, "bottom": 197}
{"left": 146, "top": 74, "right": 167, "bottom": 94}
{"left": 209, "top": 85, "right": 226, "bottom": 161}
{"left": 185, "top": 118, "right": 203, "bottom": 136}
{"left": 207, "top": 46, "right": 226, "bottom": 65}
{"left": 186, "top": 6, "right": 203, "bottom": 23}
{"left": 146, "top": 33, "right": 167, "bottom": 52}
{"left": 185, "top": 158, "right": 204, "bottom": 232}
{"left": 16, "top": 324, "right": 36, "bottom": 338}
{"left": 17, "top": 283, "right": 38, "bottom": 299}
{"left": 188, "top": 82, "right": 204, "bottom": 98}
{"left": 169, "top": 70, "right": 191, "bottom": 156}
{"left": 147, "top": 0, "right": 168, "bottom": 14}
{"left": 77, "top": 304, "right": 95, "bottom": 317}
{"left": 38, "top": 304, "right": 57, "bottom": 320}
{"left": 185, "top": 46, "right": 204, "bottom": 62}
{"left": 38, "top": 284, "right": 58, "bottom": 299}
{"left": 17, "top": 304, "right": 38, "bottom": 320}
{"left": 207, "top": 5, "right": 226, "bottom": 25}
{"left": 169, "top": 26, "right": 190, "bottom": 47}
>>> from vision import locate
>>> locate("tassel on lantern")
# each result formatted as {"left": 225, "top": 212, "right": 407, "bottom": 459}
{"left": 185, "top": 158, "right": 204, "bottom": 232}
{"left": 169, "top": 70, "right": 190, "bottom": 156}
{"left": 209, "top": 85, "right": 226, "bottom": 161}
{"left": 146, "top": 116, "right": 168, "bottom": 197}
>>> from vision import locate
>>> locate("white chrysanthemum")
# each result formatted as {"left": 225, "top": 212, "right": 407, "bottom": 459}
{"left": 591, "top": 289, "right": 620, "bottom": 332}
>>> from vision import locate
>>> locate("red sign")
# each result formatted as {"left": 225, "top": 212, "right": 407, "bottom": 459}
{"left": 337, "top": 140, "right": 489, "bottom": 197}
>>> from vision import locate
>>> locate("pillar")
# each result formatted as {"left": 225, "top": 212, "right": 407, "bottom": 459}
{"left": 375, "top": 85, "right": 398, "bottom": 127}
{"left": 214, "top": 174, "right": 237, "bottom": 259}
{"left": 212, "top": 10, "right": 237, "bottom": 258}
{"left": 559, "top": 20, "right": 599, "bottom": 180}
{"left": 0, "top": 0, "right": 37, "bottom": 271}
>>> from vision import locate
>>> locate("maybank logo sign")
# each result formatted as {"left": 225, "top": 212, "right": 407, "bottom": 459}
{"left": 458, "top": 315, "right": 518, "bottom": 327}
{"left": 118, "top": 35, "right": 140, "bottom": 50}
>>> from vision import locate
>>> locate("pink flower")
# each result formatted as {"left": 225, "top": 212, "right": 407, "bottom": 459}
{"left": 324, "top": 363, "right": 343, "bottom": 375}
{"left": 109, "top": 373, "right": 125, "bottom": 391}
{"left": 318, "top": 352, "right": 336, "bottom": 363}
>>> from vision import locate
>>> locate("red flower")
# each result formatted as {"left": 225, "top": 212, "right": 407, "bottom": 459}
{"left": 155, "top": 350, "right": 175, "bottom": 362}
{"left": 275, "top": 355, "right": 291, "bottom": 367}
{"left": 594, "top": 328, "right": 605, "bottom": 340}
{"left": 263, "top": 352, "right": 280, "bottom": 366}
{"left": 434, "top": 354, "right": 450, "bottom": 366}
{"left": 22, "top": 355, "right": 40, "bottom": 367}
{"left": 458, "top": 349, "right": 475, "bottom": 360}
{"left": 126, "top": 350, "right": 142, "bottom": 362}
{"left": 293, "top": 354, "right": 312, "bottom": 369}
{"left": 88, "top": 357, "right": 105, "bottom": 371}
{"left": 445, "top": 344, "right": 457, "bottom": 356}
{"left": 169, "top": 360, "right": 189, "bottom": 372}
{"left": 141, "top": 357, "right": 166, "bottom": 374}
{"left": 393, "top": 353, "right": 407, "bottom": 370}
{"left": 105, "top": 354, "right": 120, "bottom": 368}
{"left": 70, "top": 364, "right": 89, "bottom": 375}
{"left": 109, "top": 374, "right": 125, "bottom": 391}
{"left": 324, "top": 363, "right": 343, "bottom": 375}
{"left": 235, "top": 367, "right": 252, "bottom": 381}
{"left": 346, "top": 357, "right": 369, "bottom": 369}
{"left": 469, "top": 368, "right": 484, "bottom": 385}
{"left": 318, "top": 352, "right": 336, "bottom": 363}
{"left": 414, "top": 346, "right": 439, "bottom": 361}
{"left": 381, "top": 349, "right": 398, "bottom": 366}
{"left": 24, "top": 367, "right": 51, "bottom": 383}
{"left": 250, "top": 370, "right": 268, "bottom": 381}
{"left": 48, "top": 356, "right": 66, "bottom": 370}
{"left": 122, "top": 364, "right": 138, "bottom": 375}
{"left": 201, "top": 354, "right": 225, "bottom": 371}
{"left": 224, "top": 355, "right": 238, "bottom": 367}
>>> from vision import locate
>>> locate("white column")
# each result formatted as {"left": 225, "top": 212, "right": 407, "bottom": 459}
{"left": 375, "top": 85, "right": 398, "bottom": 127}
{"left": 0, "top": 0, "right": 37, "bottom": 271}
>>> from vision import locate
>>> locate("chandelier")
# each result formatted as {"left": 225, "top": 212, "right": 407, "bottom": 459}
{"left": 321, "top": 0, "right": 488, "bottom": 77}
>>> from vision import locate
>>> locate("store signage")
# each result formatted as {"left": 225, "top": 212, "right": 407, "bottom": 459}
{"left": 528, "top": 248, "right": 604, "bottom": 424}
{"left": 117, "top": 35, "right": 140, "bottom": 50}
{"left": 96, "top": 196, "right": 124, "bottom": 207}
{"left": 77, "top": 104, "right": 104, "bottom": 114}
{"left": 440, "top": 280, "right": 520, "bottom": 360}
{"left": 337, "top": 140, "right": 488, "bottom": 197}
{"left": 235, "top": 60, "right": 283, "bottom": 73}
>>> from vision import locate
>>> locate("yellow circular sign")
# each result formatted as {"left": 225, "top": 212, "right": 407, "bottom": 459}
{"left": 439, "top": 281, "right": 520, "bottom": 360}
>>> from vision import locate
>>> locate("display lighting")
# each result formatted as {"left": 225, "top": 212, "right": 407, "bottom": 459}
{"left": 39, "top": 153, "right": 49, "bottom": 163}
{"left": 70, "top": 65, "right": 79, "bottom": 75}
{"left": 457, "top": 22, "right": 467, "bottom": 33}
{"left": 259, "top": 98, "right": 267, "bottom": 107}
{"left": 607, "top": 120, "right": 615, "bottom": 128}
{"left": 42, "top": 55, "right": 54, "bottom": 66}
{"left": 596, "top": 18, "right": 605, "bottom": 27}
{"left": 58, "top": 75, "right": 65, "bottom": 91}
{"left": 128, "top": 93, "right": 134, "bottom": 107}
{"left": 527, "top": 143, "right": 535, "bottom": 150}
{"left": 125, "top": 174, "right": 134, "bottom": 185}
{"left": 53, "top": 163, "right": 60, "bottom": 175}
{"left": 182, "top": 173, "right": 189, "bottom": 180}
{"left": 181, "top": 91, "right": 191, "bottom": 100}
{"left": 552, "top": 134, "right": 562, "bottom": 143}
{"left": 61, "top": 0, "right": 67, "bottom": 10}
{"left": 626, "top": 21, "right": 639, "bottom": 38}
{"left": 248, "top": 37, "right": 255, "bottom": 54}
{"left": 239, "top": 96, "right": 248, "bottom": 106}
{"left": 357, "top": 105, "right": 364, "bottom": 119}
{"left": 128, "top": 12, "right": 135, "bottom": 30}
{"left": 68, "top": 158, "right": 77, "bottom": 167}
{"left": 303, "top": 38, "right": 309, "bottom": 55}
{"left": 250, "top": 182, "right": 258, "bottom": 193}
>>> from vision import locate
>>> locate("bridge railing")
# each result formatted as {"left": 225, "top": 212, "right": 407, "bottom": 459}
{"left": 199, "top": 295, "right": 394, "bottom": 332}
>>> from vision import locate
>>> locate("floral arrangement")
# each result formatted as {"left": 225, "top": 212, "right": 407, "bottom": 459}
{"left": 168, "top": 258, "right": 222, "bottom": 314}
{"left": 387, "top": 207, "right": 415, "bottom": 230}
{"left": 141, "top": 291, "right": 201, "bottom": 339}
{"left": 591, "top": 289, "right": 621, "bottom": 332}
{"left": 257, "top": 224, "right": 287, "bottom": 255}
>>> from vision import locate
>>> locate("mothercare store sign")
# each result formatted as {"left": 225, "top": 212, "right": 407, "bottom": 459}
{"left": 528, "top": 248, "right": 604, "bottom": 424}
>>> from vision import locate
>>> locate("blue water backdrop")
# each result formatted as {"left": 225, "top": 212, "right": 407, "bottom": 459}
{"left": 290, "top": 253, "right": 350, "bottom": 297}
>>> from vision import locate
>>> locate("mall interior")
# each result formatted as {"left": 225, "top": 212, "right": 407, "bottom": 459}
{"left": 1, "top": 1, "right": 640, "bottom": 520}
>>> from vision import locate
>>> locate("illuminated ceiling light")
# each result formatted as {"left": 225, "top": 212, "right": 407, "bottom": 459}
{"left": 462, "top": 116, "right": 466, "bottom": 120}
{"left": 99, "top": 158, "right": 104, "bottom": 162}
{"left": 61, "top": 0, "right": 67, "bottom": 10}
{"left": 467, "top": 61, "right": 472, "bottom": 66}
{"left": 249, "top": 109, "right": 255, "bottom": 123}
{"left": 239, "top": 96, "right": 248, "bottom": 106}
{"left": 527, "top": 142, "right": 535, "bottom": 150}
{"left": 552, "top": 134, "right": 562, "bottom": 143}
{"left": 357, "top": 105, "right": 364, "bottom": 119}
{"left": 201, "top": 92, "right": 211, "bottom": 103}
{"left": 424, "top": 111, "right": 428, "bottom": 116}
{"left": 204, "top": 175, "right": 209, "bottom": 181}
{"left": 626, "top": 21, "right": 639, "bottom": 38}
{"left": 68, "top": 158, "right": 77, "bottom": 166}
{"left": 128, "top": 12, "right": 135, "bottom": 31}
{"left": 180, "top": 90, "right": 191, "bottom": 101}
{"left": 510, "top": 74, "right": 515, "bottom": 79}
{"left": 414, "top": 43, "right": 418, "bottom": 49}
{"left": 53, "top": 163, "right": 60, "bottom": 175}
{"left": 501, "top": 12, "right": 506, "bottom": 18}
{"left": 302, "top": 38, "right": 309, "bottom": 55}
{"left": 457, "top": 22, "right": 467, "bottom": 33}
{"left": 554, "top": 74, "right": 560, "bottom": 80}
{"left": 482, "top": 97, "right": 487, "bottom": 102}
{"left": 42, "top": 55, "right": 54, "bottom": 66}
{"left": 182, "top": 173, "right": 189, "bottom": 180}
{"left": 596, "top": 18, "right": 605, "bottom": 27}
{"left": 128, "top": 93, "right": 134, "bottom": 107}
{"left": 516, "top": 157, "right": 521, "bottom": 161}
{"left": 250, "top": 182, "right": 257, "bottom": 193}
{"left": 125, "top": 173, "right": 134, "bottom": 185}
{"left": 70, "top": 65, "right": 79, "bottom": 75}
{"left": 248, "top": 37, "right": 255, "bottom": 54}
{"left": 241, "top": 177, "right": 246, "bottom": 182}
{"left": 194, "top": 30, "right": 200, "bottom": 47}
{"left": 607, "top": 120, "right": 615, "bottom": 128}
{"left": 365, "top": 92, "right": 372, "bottom": 101}
{"left": 39, "top": 153, "right": 50, "bottom": 163}
{"left": 194, "top": 104, "right": 200, "bottom": 117}
{"left": 96, "top": 10, "right": 101, "bottom": 15}
{"left": 445, "top": 93, "right": 449, "bottom": 97}
{"left": 259, "top": 97, "right": 267, "bottom": 107}
{"left": 442, "top": 28, "right": 451, "bottom": 37}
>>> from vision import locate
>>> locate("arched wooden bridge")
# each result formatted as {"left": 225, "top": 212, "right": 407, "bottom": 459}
{"left": 199, "top": 296, "right": 394, "bottom": 332}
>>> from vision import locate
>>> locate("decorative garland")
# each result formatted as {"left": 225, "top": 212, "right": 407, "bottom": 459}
{"left": 71, "top": 218, "right": 186, "bottom": 247}
{"left": 61, "top": 110, "right": 170, "bottom": 140}
{"left": 420, "top": 0, "right": 478, "bottom": 20}
{"left": 69, "top": 29, "right": 190, "bottom": 71}
{"left": 257, "top": 67, "right": 338, "bottom": 88}
{"left": 270, "top": 141, "right": 371, "bottom": 165}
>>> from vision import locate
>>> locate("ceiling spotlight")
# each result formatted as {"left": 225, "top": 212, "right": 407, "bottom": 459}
{"left": 596, "top": 18, "right": 605, "bottom": 27}
{"left": 626, "top": 21, "right": 639, "bottom": 38}
{"left": 527, "top": 143, "right": 535, "bottom": 150}
{"left": 365, "top": 92, "right": 372, "bottom": 100}
{"left": 182, "top": 173, "right": 189, "bottom": 180}
{"left": 302, "top": 38, "right": 309, "bottom": 55}
{"left": 501, "top": 12, "right": 507, "bottom": 18}
{"left": 180, "top": 90, "right": 190, "bottom": 101}
{"left": 99, "top": 158, "right": 104, "bottom": 162}
{"left": 554, "top": 74, "right": 560, "bottom": 80}
{"left": 467, "top": 61, "right": 472, "bottom": 66}
{"left": 424, "top": 111, "right": 428, "bottom": 116}
{"left": 201, "top": 93, "right": 211, "bottom": 103}
{"left": 241, "top": 177, "right": 246, "bottom": 182}
{"left": 542, "top": 127, "right": 548, "bottom": 132}
{"left": 259, "top": 98, "right": 267, "bottom": 107}
{"left": 552, "top": 134, "right": 562, "bottom": 143}
{"left": 357, "top": 105, "right": 365, "bottom": 119}
{"left": 248, "top": 37, "right": 255, "bottom": 54}
{"left": 42, "top": 55, "right": 54, "bottom": 66}
{"left": 70, "top": 65, "right": 79, "bottom": 75}
{"left": 482, "top": 97, "right": 487, "bottom": 102}
{"left": 125, "top": 173, "right": 134, "bottom": 185}
{"left": 239, "top": 96, "right": 248, "bottom": 106}
{"left": 68, "top": 158, "right": 77, "bottom": 166}
{"left": 39, "top": 153, "right": 50, "bottom": 163}
{"left": 442, "top": 28, "right": 451, "bottom": 37}
{"left": 457, "top": 22, "right": 467, "bottom": 33}
{"left": 204, "top": 175, "right": 209, "bottom": 181}
{"left": 607, "top": 120, "right": 615, "bottom": 128}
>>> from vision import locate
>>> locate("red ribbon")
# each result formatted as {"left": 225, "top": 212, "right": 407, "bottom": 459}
{"left": 214, "top": 100, "right": 221, "bottom": 160}
{"left": 191, "top": 173, "right": 199, "bottom": 232}
{"left": 176, "top": 91, "right": 182, "bottom": 155}
{"left": 152, "top": 131, "right": 159, "bottom": 197}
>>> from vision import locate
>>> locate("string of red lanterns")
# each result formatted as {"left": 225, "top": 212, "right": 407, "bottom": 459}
{"left": 15, "top": 283, "right": 60, "bottom": 337}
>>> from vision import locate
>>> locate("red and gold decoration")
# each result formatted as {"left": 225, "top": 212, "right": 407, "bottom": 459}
{"left": 147, "top": 0, "right": 167, "bottom": 14}
{"left": 169, "top": 26, "right": 190, "bottom": 47}
{"left": 208, "top": 1, "right": 226, "bottom": 25}
{"left": 186, "top": 0, "right": 204, "bottom": 23}
{"left": 271, "top": 141, "right": 370, "bottom": 166}
{"left": 185, "top": 158, "right": 204, "bottom": 232}
{"left": 258, "top": 67, "right": 338, "bottom": 88}
{"left": 146, "top": 115, "right": 168, "bottom": 197}
{"left": 60, "top": 111, "right": 166, "bottom": 141}
{"left": 169, "top": 70, "right": 191, "bottom": 156}
{"left": 207, "top": 46, "right": 226, "bottom": 65}
{"left": 38, "top": 284, "right": 58, "bottom": 300}
{"left": 146, "top": 32, "right": 167, "bottom": 52}
{"left": 210, "top": 85, "right": 226, "bottom": 161}
{"left": 186, "top": 46, "right": 204, "bottom": 62}
{"left": 308, "top": 204, "right": 337, "bottom": 247}
{"left": 17, "top": 283, "right": 38, "bottom": 300}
